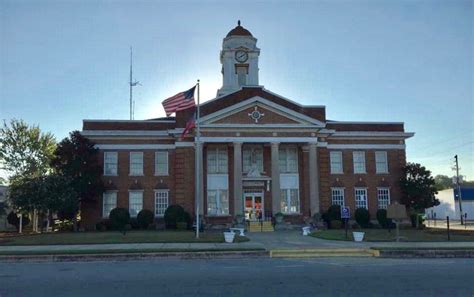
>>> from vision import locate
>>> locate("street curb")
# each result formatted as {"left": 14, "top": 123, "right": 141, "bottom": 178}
{"left": 0, "top": 250, "right": 269, "bottom": 262}
{"left": 270, "top": 248, "right": 379, "bottom": 258}
{"left": 377, "top": 249, "right": 474, "bottom": 258}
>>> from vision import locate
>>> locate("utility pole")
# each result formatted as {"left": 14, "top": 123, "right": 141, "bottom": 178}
{"left": 454, "top": 155, "right": 464, "bottom": 225}
{"left": 129, "top": 47, "right": 140, "bottom": 120}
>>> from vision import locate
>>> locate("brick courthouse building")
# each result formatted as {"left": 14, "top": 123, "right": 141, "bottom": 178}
{"left": 81, "top": 22, "right": 414, "bottom": 229}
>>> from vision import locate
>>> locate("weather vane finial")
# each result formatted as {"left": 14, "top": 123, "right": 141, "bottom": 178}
{"left": 238, "top": 20, "right": 241, "bottom": 26}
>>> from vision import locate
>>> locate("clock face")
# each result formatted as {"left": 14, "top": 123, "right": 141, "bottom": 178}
{"left": 235, "top": 50, "right": 248, "bottom": 63}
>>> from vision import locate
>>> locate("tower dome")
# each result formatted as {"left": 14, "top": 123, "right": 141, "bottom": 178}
{"left": 226, "top": 20, "right": 253, "bottom": 37}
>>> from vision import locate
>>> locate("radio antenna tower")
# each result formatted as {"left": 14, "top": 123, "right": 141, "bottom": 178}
{"left": 129, "top": 47, "right": 140, "bottom": 120}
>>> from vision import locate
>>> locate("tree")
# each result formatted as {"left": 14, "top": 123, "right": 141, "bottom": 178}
{"left": 50, "top": 131, "right": 104, "bottom": 231}
{"left": 400, "top": 163, "right": 439, "bottom": 213}
{"left": 8, "top": 174, "right": 77, "bottom": 231}
{"left": 0, "top": 119, "right": 56, "bottom": 179}
{"left": 434, "top": 175, "right": 452, "bottom": 191}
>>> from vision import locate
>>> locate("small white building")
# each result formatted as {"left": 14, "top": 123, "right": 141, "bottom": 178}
{"left": 426, "top": 187, "right": 474, "bottom": 221}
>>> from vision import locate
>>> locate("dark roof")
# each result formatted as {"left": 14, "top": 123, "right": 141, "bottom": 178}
{"left": 146, "top": 116, "right": 175, "bottom": 121}
{"left": 226, "top": 20, "right": 253, "bottom": 37}
{"left": 454, "top": 187, "right": 474, "bottom": 201}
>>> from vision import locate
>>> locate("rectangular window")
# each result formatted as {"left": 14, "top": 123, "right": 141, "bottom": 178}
{"left": 353, "top": 151, "right": 366, "bottom": 174}
{"left": 102, "top": 192, "right": 117, "bottom": 218}
{"left": 330, "top": 151, "right": 343, "bottom": 174}
{"left": 280, "top": 174, "right": 300, "bottom": 214}
{"left": 207, "top": 189, "right": 229, "bottom": 215}
{"left": 154, "top": 190, "right": 169, "bottom": 217}
{"left": 104, "top": 152, "right": 118, "bottom": 175}
{"left": 129, "top": 152, "right": 143, "bottom": 176}
{"left": 280, "top": 189, "right": 300, "bottom": 214}
{"left": 377, "top": 188, "right": 390, "bottom": 209}
{"left": 331, "top": 188, "right": 345, "bottom": 206}
{"left": 207, "top": 148, "right": 228, "bottom": 174}
{"left": 243, "top": 147, "right": 264, "bottom": 174}
{"left": 155, "top": 151, "right": 168, "bottom": 176}
{"left": 207, "top": 174, "right": 229, "bottom": 215}
{"left": 129, "top": 191, "right": 143, "bottom": 217}
{"left": 355, "top": 188, "right": 368, "bottom": 209}
{"left": 279, "top": 147, "right": 298, "bottom": 173}
{"left": 375, "top": 151, "right": 388, "bottom": 173}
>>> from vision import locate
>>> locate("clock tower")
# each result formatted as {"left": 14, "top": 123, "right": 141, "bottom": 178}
{"left": 217, "top": 21, "right": 260, "bottom": 97}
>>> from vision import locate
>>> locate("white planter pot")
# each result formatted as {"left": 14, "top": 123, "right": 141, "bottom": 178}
{"left": 224, "top": 231, "right": 235, "bottom": 243}
{"left": 353, "top": 231, "right": 365, "bottom": 242}
{"left": 302, "top": 226, "right": 311, "bottom": 236}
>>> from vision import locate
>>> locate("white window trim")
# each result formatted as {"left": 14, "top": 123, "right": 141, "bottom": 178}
{"left": 375, "top": 151, "right": 389, "bottom": 174}
{"left": 279, "top": 146, "right": 298, "bottom": 173}
{"left": 154, "top": 189, "right": 169, "bottom": 217}
{"left": 129, "top": 152, "right": 144, "bottom": 176}
{"left": 331, "top": 187, "right": 345, "bottom": 206}
{"left": 377, "top": 187, "right": 391, "bottom": 209}
{"left": 155, "top": 151, "right": 169, "bottom": 176}
{"left": 103, "top": 151, "right": 118, "bottom": 176}
{"left": 353, "top": 151, "right": 366, "bottom": 174}
{"left": 128, "top": 190, "right": 144, "bottom": 217}
{"left": 330, "top": 151, "right": 343, "bottom": 174}
{"left": 354, "top": 187, "right": 368, "bottom": 210}
{"left": 102, "top": 191, "right": 117, "bottom": 218}
{"left": 242, "top": 146, "right": 264, "bottom": 174}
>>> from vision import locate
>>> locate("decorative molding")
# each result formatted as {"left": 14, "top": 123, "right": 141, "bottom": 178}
{"left": 83, "top": 119, "right": 175, "bottom": 123}
{"left": 200, "top": 137, "right": 318, "bottom": 143}
{"left": 327, "top": 144, "right": 406, "bottom": 150}
{"left": 175, "top": 142, "right": 195, "bottom": 147}
{"left": 95, "top": 144, "right": 176, "bottom": 150}
{"left": 330, "top": 131, "right": 414, "bottom": 139}
{"left": 199, "top": 96, "right": 326, "bottom": 127}
{"left": 82, "top": 130, "right": 169, "bottom": 137}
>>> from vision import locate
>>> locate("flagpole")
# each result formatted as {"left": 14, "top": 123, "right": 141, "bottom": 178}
{"left": 195, "top": 79, "right": 201, "bottom": 239}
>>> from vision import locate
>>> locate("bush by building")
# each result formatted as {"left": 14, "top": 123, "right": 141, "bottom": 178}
{"left": 164, "top": 205, "right": 186, "bottom": 229}
{"left": 109, "top": 208, "right": 130, "bottom": 233}
{"left": 355, "top": 208, "right": 371, "bottom": 228}
{"left": 137, "top": 209, "right": 154, "bottom": 229}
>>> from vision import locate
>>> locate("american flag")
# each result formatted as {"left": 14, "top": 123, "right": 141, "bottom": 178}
{"left": 180, "top": 112, "right": 196, "bottom": 140}
{"left": 161, "top": 86, "right": 196, "bottom": 116}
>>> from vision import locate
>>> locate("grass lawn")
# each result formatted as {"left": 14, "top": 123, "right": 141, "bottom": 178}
{"left": 310, "top": 228, "right": 474, "bottom": 242}
{"left": 0, "top": 231, "right": 250, "bottom": 246}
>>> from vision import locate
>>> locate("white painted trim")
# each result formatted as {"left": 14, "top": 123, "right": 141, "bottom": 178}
{"left": 200, "top": 124, "right": 319, "bottom": 128}
{"left": 328, "top": 121, "right": 404, "bottom": 125}
{"left": 83, "top": 119, "right": 175, "bottom": 123}
{"left": 95, "top": 144, "right": 176, "bottom": 150}
{"left": 327, "top": 144, "right": 405, "bottom": 150}
{"left": 129, "top": 152, "right": 144, "bottom": 176}
{"left": 317, "top": 142, "right": 328, "bottom": 147}
{"left": 82, "top": 130, "right": 169, "bottom": 137}
{"left": 175, "top": 142, "right": 195, "bottom": 147}
{"left": 331, "top": 131, "right": 414, "bottom": 138}
{"left": 199, "top": 96, "right": 325, "bottom": 127}
{"left": 200, "top": 137, "right": 318, "bottom": 143}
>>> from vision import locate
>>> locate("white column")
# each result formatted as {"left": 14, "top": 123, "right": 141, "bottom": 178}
{"left": 233, "top": 142, "right": 243, "bottom": 215}
{"left": 271, "top": 142, "right": 281, "bottom": 214}
{"left": 309, "top": 142, "right": 320, "bottom": 215}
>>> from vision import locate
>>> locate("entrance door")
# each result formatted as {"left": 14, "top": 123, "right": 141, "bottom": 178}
{"left": 244, "top": 192, "right": 264, "bottom": 221}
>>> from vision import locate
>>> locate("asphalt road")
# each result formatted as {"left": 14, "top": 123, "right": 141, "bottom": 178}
{"left": 0, "top": 257, "right": 473, "bottom": 297}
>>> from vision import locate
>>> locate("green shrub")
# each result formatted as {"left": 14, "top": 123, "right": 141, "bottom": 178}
{"left": 129, "top": 218, "right": 140, "bottom": 229}
{"left": 177, "top": 211, "right": 191, "bottom": 229}
{"left": 330, "top": 220, "right": 343, "bottom": 229}
{"left": 95, "top": 220, "right": 109, "bottom": 231}
{"left": 109, "top": 208, "right": 130, "bottom": 233}
{"left": 355, "top": 208, "right": 370, "bottom": 228}
{"left": 164, "top": 205, "right": 185, "bottom": 229}
{"left": 322, "top": 205, "right": 342, "bottom": 228}
{"left": 376, "top": 209, "right": 393, "bottom": 228}
{"left": 137, "top": 209, "right": 154, "bottom": 229}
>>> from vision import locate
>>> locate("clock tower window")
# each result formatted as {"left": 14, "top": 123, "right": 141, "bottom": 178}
{"left": 236, "top": 65, "right": 248, "bottom": 86}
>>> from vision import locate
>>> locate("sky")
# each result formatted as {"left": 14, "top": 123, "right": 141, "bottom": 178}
{"left": 1, "top": 0, "right": 473, "bottom": 180}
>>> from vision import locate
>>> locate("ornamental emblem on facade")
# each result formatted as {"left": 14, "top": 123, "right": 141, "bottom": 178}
{"left": 248, "top": 106, "right": 265, "bottom": 123}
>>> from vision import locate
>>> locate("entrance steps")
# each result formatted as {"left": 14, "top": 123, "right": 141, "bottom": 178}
{"left": 248, "top": 221, "right": 274, "bottom": 232}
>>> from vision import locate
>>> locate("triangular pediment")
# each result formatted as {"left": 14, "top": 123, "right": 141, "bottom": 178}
{"left": 200, "top": 96, "right": 325, "bottom": 128}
